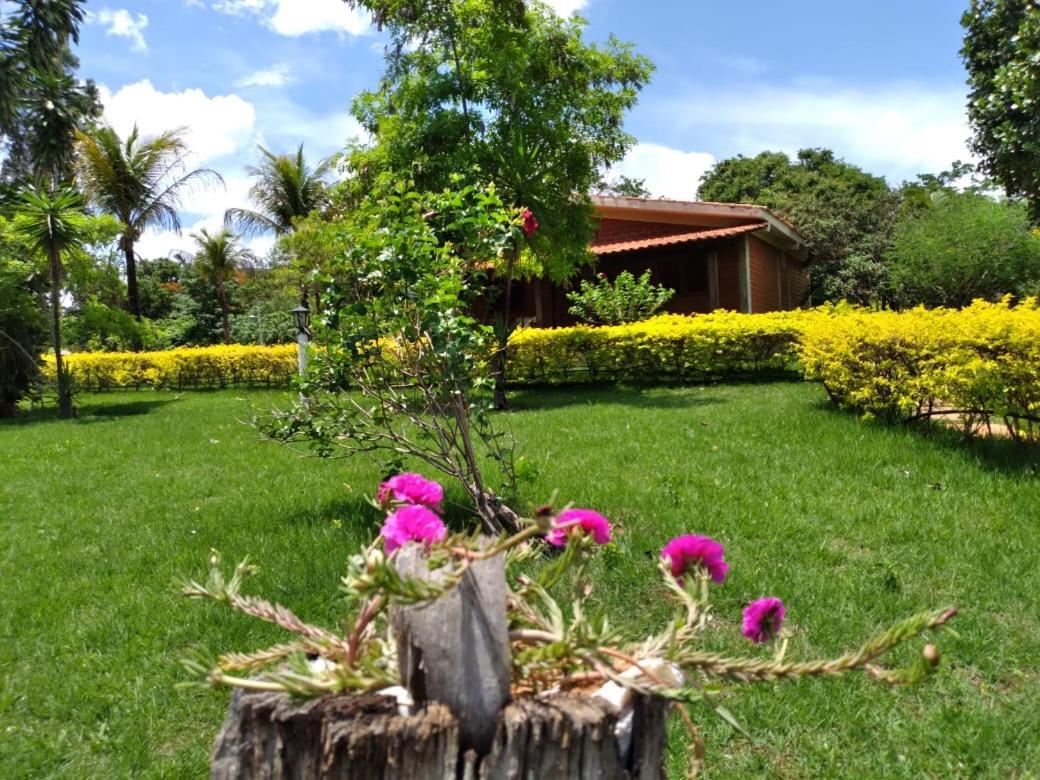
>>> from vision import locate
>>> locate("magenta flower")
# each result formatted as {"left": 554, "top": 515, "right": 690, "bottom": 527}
{"left": 742, "top": 597, "right": 786, "bottom": 643}
{"left": 378, "top": 472, "right": 444, "bottom": 511}
{"left": 546, "top": 508, "right": 612, "bottom": 547}
{"left": 381, "top": 504, "right": 447, "bottom": 553}
{"left": 522, "top": 208, "right": 539, "bottom": 237}
{"left": 660, "top": 535, "right": 728, "bottom": 583}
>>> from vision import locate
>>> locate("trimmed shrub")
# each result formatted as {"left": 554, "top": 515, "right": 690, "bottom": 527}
{"left": 508, "top": 311, "right": 807, "bottom": 384}
{"left": 43, "top": 344, "right": 299, "bottom": 390}
{"left": 800, "top": 297, "right": 1040, "bottom": 441}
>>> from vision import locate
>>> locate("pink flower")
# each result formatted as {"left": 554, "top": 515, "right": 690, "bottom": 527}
{"left": 742, "top": 597, "right": 785, "bottom": 643}
{"left": 378, "top": 473, "right": 444, "bottom": 511}
{"left": 661, "top": 535, "right": 728, "bottom": 583}
{"left": 522, "top": 208, "right": 539, "bottom": 237}
{"left": 380, "top": 504, "right": 447, "bottom": 553}
{"left": 546, "top": 508, "right": 612, "bottom": 547}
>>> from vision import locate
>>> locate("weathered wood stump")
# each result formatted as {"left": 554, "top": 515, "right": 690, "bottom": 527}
{"left": 211, "top": 688, "right": 668, "bottom": 779}
{"left": 210, "top": 541, "right": 669, "bottom": 778}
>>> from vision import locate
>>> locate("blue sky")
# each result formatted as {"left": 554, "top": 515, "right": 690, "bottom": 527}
{"left": 42, "top": 0, "right": 974, "bottom": 256}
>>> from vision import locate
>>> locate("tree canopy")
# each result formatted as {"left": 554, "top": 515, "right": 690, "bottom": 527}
{"left": 344, "top": 0, "right": 654, "bottom": 281}
{"left": 962, "top": 0, "right": 1040, "bottom": 218}
{"left": 75, "top": 124, "right": 223, "bottom": 319}
{"left": 0, "top": 0, "right": 100, "bottom": 186}
{"left": 699, "top": 148, "right": 901, "bottom": 304}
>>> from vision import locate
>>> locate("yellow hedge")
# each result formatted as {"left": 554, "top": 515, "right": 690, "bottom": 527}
{"left": 508, "top": 311, "right": 809, "bottom": 384}
{"left": 799, "top": 298, "right": 1040, "bottom": 441}
{"left": 43, "top": 344, "right": 299, "bottom": 390}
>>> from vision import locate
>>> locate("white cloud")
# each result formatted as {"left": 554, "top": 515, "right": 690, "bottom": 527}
{"left": 660, "top": 81, "right": 972, "bottom": 183}
{"left": 268, "top": 0, "right": 369, "bottom": 36}
{"left": 92, "top": 8, "right": 149, "bottom": 52}
{"left": 134, "top": 175, "right": 275, "bottom": 260}
{"left": 610, "top": 143, "right": 716, "bottom": 201}
{"left": 212, "top": 0, "right": 369, "bottom": 36}
{"left": 264, "top": 109, "right": 367, "bottom": 153}
{"left": 212, "top": 0, "right": 266, "bottom": 13}
{"left": 236, "top": 63, "right": 295, "bottom": 88}
{"left": 99, "top": 80, "right": 257, "bottom": 163}
{"left": 543, "top": 0, "right": 588, "bottom": 16}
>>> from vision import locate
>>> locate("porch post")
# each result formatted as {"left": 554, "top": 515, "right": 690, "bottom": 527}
{"left": 708, "top": 250, "right": 719, "bottom": 310}
{"left": 739, "top": 235, "right": 752, "bottom": 313}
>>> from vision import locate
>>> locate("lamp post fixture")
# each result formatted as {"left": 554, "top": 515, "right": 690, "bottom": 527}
{"left": 291, "top": 305, "right": 311, "bottom": 382}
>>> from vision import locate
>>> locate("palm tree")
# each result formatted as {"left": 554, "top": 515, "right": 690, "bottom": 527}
{"left": 224, "top": 144, "right": 331, "bottom": 236}
{"left": 14, "top": 187, "right": 86, "bottom": 418}
{"left": 74, "top": 124, "right": 222, "bottom": 321}
{"left": 175, "top": 228, "right": 255, "bottom": 344}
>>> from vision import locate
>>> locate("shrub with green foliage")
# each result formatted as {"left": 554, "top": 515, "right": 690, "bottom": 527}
{"left": 885, "top": 192, "right": 1040, "bottom": 308}
{"left": 0, "top": 256, "right": 46, "bottom": 415}
{"left": 566, "top": 270, "right": 674, "bottom": 325}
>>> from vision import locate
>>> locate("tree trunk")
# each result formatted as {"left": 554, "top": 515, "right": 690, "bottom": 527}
{"left": 123, "top": 237, "right": 141, "bottom": 322}
{"left": 210, "top": 689, "right": 668, "bottom": 779}
{"left": 219, "top": 285, "right": 231, "bottom": 344}
{"left": 48, "top": 246, "right": 73, "bottom": 419}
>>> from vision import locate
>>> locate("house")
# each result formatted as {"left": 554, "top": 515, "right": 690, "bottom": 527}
{"left": 512, "top": 195, "right": 810, "bottom": 327}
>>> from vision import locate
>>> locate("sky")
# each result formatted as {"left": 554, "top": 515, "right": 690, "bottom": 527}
{"left": 16, "top": 0, "right": 975, "bottom": 257}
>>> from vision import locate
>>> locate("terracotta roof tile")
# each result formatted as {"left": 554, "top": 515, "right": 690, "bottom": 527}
{"left": 591, "top": 222, "right": 768, "bottom": 256}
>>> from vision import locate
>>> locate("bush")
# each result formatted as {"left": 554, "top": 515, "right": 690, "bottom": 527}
{"left": 63, "top": 299, "right": 150, "bottom": 352}
{"left": 43, "top": 344, "right": 299, "bottom": 390}
{"left": 0, "top": 259, "right": 47, "bottom": 416}
{"left": 508, "top": 311, "right": 806, "bottom": 384}
{"left": 566, "top": 270, "right": 674, "bottom": 325}
{"left": 800, "top": 297, "right": 1040, "bottom": 441}
{"left": 886, "top": 193, "right": 1040, "bottom": 308}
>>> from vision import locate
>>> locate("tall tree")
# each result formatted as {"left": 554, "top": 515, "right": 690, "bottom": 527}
{"left": 14, "top": 187, "right": 86, "bottom": 418}
{"left": 962, "top": 0, "right": 1040, "bottom": 218}
{"left": 175, "top": 228, "right": 256, "bottom": 344}
{"left": 346, "top": 0, "right": 653, "bottom": 282}
{"left": 344, "top": 0, "right": 652, "bottom": 406}
{"left": 224, "top": 144, "right": 331, "bottom": 237}
{"left": 699, "top": 148, "right": 901, "bottom": 305}
{"left": 0, "top": 1, "right": 101, "bottom": 187}
{"left": 74, "top": 124, "right": 222, "bottom": 320}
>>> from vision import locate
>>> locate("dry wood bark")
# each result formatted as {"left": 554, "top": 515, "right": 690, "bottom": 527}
{"left": 211, "top": 689, "right": 668, "bottom": 779}
{"left": 391, "top": 541, "right": 512, "bottom": 754}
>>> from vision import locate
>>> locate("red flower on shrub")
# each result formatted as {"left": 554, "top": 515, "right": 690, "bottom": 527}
{"left": 522, "top": 208, "right": 539, "bottom": 237}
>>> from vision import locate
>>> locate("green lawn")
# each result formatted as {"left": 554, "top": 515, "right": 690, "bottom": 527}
{"left": 1, "top": 383, "right": 1038, "bottom": 778}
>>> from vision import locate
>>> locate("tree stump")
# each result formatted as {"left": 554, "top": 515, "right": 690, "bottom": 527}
{"left": 210, "top": 541, "right": 669, "bottom": 778}
{"left": 210, "top": 688, "right": 668, "bottom": 779}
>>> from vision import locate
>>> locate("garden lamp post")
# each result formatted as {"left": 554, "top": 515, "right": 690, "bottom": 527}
{"left": 291, "top": 305, "right": 311, "bottom": 381}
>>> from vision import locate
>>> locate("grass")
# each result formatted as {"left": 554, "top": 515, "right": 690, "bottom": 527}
{"left": 1, "top": 383, "right": 1038, "bottom": 778}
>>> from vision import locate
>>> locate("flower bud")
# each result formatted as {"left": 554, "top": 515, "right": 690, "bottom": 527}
{"left": 922, "top": 644, "right": 941, "bottom": 667}
{"left": 366, "top": 548, "right": 385, "bottom": 573}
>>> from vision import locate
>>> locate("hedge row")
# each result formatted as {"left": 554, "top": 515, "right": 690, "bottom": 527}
{"left": 43, "top": 302, "right": 1040, "bottom": 442}
{"left": 800, "top": 297, "right": 1040, "bottom": 441}
{"left": 508, "top": 311, "right": 809, "bottom": 384}
{"left": 43, "top": 344, "right": 298, "bottom": 390}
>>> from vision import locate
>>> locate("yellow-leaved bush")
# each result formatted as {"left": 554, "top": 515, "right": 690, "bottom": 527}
{"left": 508, "top": 311, "right": 808, "bottom": 384}
{"left": 43, "top": 344, "right": 298, "bottom": 390}
{"left": 799, "top": 298, "right": 1040, "bottom": 441}
{"left": 43, "top": 300, "right": 1040, "bottom": 441}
